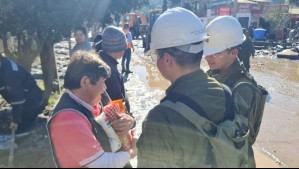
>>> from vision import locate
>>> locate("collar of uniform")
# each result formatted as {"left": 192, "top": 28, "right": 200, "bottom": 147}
{"left": 65, "top": 89, "right": 94, "bottom": 112}
{"left": 165, "top": 69, "right": 207, "bottom": 95}
{"left": 212, "top": 59, "right": 244, "bottom": 84}
{"left": 99, "top": 50, "right": 119, "bottom": 66}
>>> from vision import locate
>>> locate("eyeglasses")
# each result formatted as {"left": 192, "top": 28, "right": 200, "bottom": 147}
{"left": 206, "top": 48, "right": 234, "bottom": 58}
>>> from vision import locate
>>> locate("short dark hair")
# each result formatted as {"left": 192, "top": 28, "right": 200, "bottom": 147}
{"left": 228, "top": 45, "right": 242, "bottom": 52}
{"left": 157, "top": 47, "right": 203, "bottom": 68}
{"left": 64, "top": 51, "right": 111, "bottom": 90}
{"left": 74, "top": 26, "right": 88, "bottom": 36}
{"left": 123, "top": 24, "right": 130, "bottom": 30}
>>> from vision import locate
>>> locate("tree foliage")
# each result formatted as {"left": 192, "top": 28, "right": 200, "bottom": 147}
{"left": 265, "top": 5, "right": 289, "bottom": 33}
{"left": 0, "top": 0, "right": 149, "bottom": 60}
{"left": 0, "top": 0, "right": 149, "bottom": 101}
{"left": 101, "top": 0, "right": 149, "bottom": 25}
{"left": 286, "top": 0, "right": 299, "bottom": 6}
{"left": 0, "top": 0, "right": 98, "bottom": 69}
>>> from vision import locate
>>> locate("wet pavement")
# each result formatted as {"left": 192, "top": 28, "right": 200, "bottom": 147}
{"left": 0, "top": 39, "right": 298, "bottom": 167}
{"left": 250, "top": 57, "right": 299, "bottom": 168}
{"left": 130, "top": 41, "right": 299, "bottom": 167}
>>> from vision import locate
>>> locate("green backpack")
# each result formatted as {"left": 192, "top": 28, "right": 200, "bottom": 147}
{"left": 160, "top": 85, "right": 250, "bottom": 168}
{"left": 228, "top": 73, "right": 269, "bottom": 145}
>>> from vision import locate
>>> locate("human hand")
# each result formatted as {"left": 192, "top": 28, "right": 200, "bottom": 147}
{"left": 128, "top": 137, "right": 138, "bottom": 159}
{"left": 111, "top": 113, "right": 134, "bottom": 135}
{"left": 10, "top": 122, "right": 18, "bottom": 131}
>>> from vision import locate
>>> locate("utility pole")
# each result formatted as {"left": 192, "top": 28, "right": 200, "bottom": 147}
{"left": 162, "top": 0, "right": 168, "bottom": 12}
{"left": 232, "top": 0, "right": 237, "bottom": 18}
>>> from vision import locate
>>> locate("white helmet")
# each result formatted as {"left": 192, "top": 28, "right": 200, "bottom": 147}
{"left": 203, "top": 16, "right": 246, "bottom": 56}
{"left": 151, "top": 7, "right": 208, "bottom": 53}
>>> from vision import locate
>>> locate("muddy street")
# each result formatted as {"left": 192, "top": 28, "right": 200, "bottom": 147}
{"left": 251, "top": 57, "right": 299, "bottom": 168}
{"left": 129, "top": 40, "right": 299, "bottom": 167}
{"left": 0, "top": 39, "right": 298, "bottom": 167}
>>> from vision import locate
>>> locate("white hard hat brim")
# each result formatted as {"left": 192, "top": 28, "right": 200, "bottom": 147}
{"left": 203, "top": 34, "right": 246, "bottom": 57}
{"left": 175, "top": 43, "right": 204, "bottom": 54}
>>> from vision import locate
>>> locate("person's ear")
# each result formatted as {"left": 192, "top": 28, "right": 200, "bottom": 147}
{"left": 164, "top": 52, "right": 173, "bottom": 65}
{"left": 230, "top": 48, "right": 239, "bottom": 59}
{"left": 80, "top": 76, "right": 89, "bottom": 89}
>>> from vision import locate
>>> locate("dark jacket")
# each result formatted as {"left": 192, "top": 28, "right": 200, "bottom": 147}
{"left": 0, "top": 56, "right": 43, "bottom": 123}
{"left": 137, "top": 70, "right": 226, "bottom": 168}
{"left": 238, "top": 36, "right": 255, "bottom": 63}
{"left": 98, "top": 51, "right": 131, "bottom": 114}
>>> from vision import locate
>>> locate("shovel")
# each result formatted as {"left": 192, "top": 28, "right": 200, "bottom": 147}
{"left": 8, "top": 129, "right": 15, "bottom": 168}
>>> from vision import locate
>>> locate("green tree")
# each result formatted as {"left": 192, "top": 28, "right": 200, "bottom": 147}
{"left": 0, "top": 0, "right": 149, "bottom": 103}
{"left": 101, "top": 0, "right": 149, "bottom": 26}
{"left": 286, "top": 0, "right": 299, "bottom": 6}
{"left": 171, "top": 0, "right": 181, "bottom": 8}
{"left": 265, "top": 5, "right": 289, "bottom": 39}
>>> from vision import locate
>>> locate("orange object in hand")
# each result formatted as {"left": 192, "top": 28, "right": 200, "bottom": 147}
{"left": 103, "top": 101, "right": 132, "bottom": 150}
{"left": 111, "top": 99, "right": 126, "bottom": 114}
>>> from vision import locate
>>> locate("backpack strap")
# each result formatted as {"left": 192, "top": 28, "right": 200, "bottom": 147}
{"left": 161, "top": 93, "right": 209, "bottom": 120}
{"left": 160, "top": 100, "right": 215, "bottom": 137}
{"left": 221, "top": 84, "right": 235, "bottom": 120}
{"left": 161, "top": 85, "right": 234, "bottom": 123}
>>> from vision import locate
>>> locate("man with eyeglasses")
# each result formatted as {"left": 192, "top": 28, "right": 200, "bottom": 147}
{"left": 137, "top": 8, "right": 229, "bottom": 167}
{"left": 204, "top": 16, "right": 267, "bottom": 168}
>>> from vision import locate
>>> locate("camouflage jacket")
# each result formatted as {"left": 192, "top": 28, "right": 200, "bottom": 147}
{"left": 137, "top": 70, "right": 226, "bottom": 167}
{"left": 207, "top": 59, "right": 263, "bottom": 145}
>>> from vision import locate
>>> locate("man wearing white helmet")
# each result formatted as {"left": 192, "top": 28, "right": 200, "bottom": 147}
{"left": 204, "top": 16, "right": 268, "bottom": 168}
{"left": 137, "top": 7, "right": 230, "bottom": 167}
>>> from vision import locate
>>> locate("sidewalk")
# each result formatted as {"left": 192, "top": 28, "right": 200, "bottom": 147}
{"left": 254, "top": 147, "right": 282, "bottom": 168}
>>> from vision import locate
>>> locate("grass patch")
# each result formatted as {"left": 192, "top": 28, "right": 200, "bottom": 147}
{"left": 36, "top": 80, "right": 63, "bottom": 108}
{"left": 37, "top": 80, "right": 45, "bottom": 91}
{"left": 47, "top": 92, "right": 61, "bottom": 108}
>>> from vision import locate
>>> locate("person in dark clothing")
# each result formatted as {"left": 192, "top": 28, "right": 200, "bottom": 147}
{"left": 0, "top": 56, "right": 44, "bottom": 135}
{"left": 99, "top": 26, "right": 131, "bottom": 114}
{"left": 93, "top": 34, "right": 103, "bottom": 53}
{"left": 248, "top": 25, "right": 254, "bottom": 39}
{"left": 238, "top": 28, "right": 255, "bottom": 72}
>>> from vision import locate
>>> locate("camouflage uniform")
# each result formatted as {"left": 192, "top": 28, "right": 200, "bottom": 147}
{"left": 137, "top": 70, "right": 227, "bottom": 167}
{"left": 208, "top": 59, "right": 265, "bottom": 167}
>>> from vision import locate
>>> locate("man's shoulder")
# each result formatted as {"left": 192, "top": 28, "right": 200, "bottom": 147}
{"left": 232, "top": 73, "right": 261, "bottom": 100}
{"left": 50, "top": 109, "right": 89, "bottom": 125}
{"left": 83, "top": 41, "right": 93, "bottom": 49}
{"left": 1, "top": 57, "right": 18, "bottom": 71}
{"left": 100, "top": 53, "right": 118, "bottom": 67}
{"left": 146, "top": 104, "right": 177, "bottom": 122}
{"left": 234, "top": 72, "right": 257, "bottom": 87}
